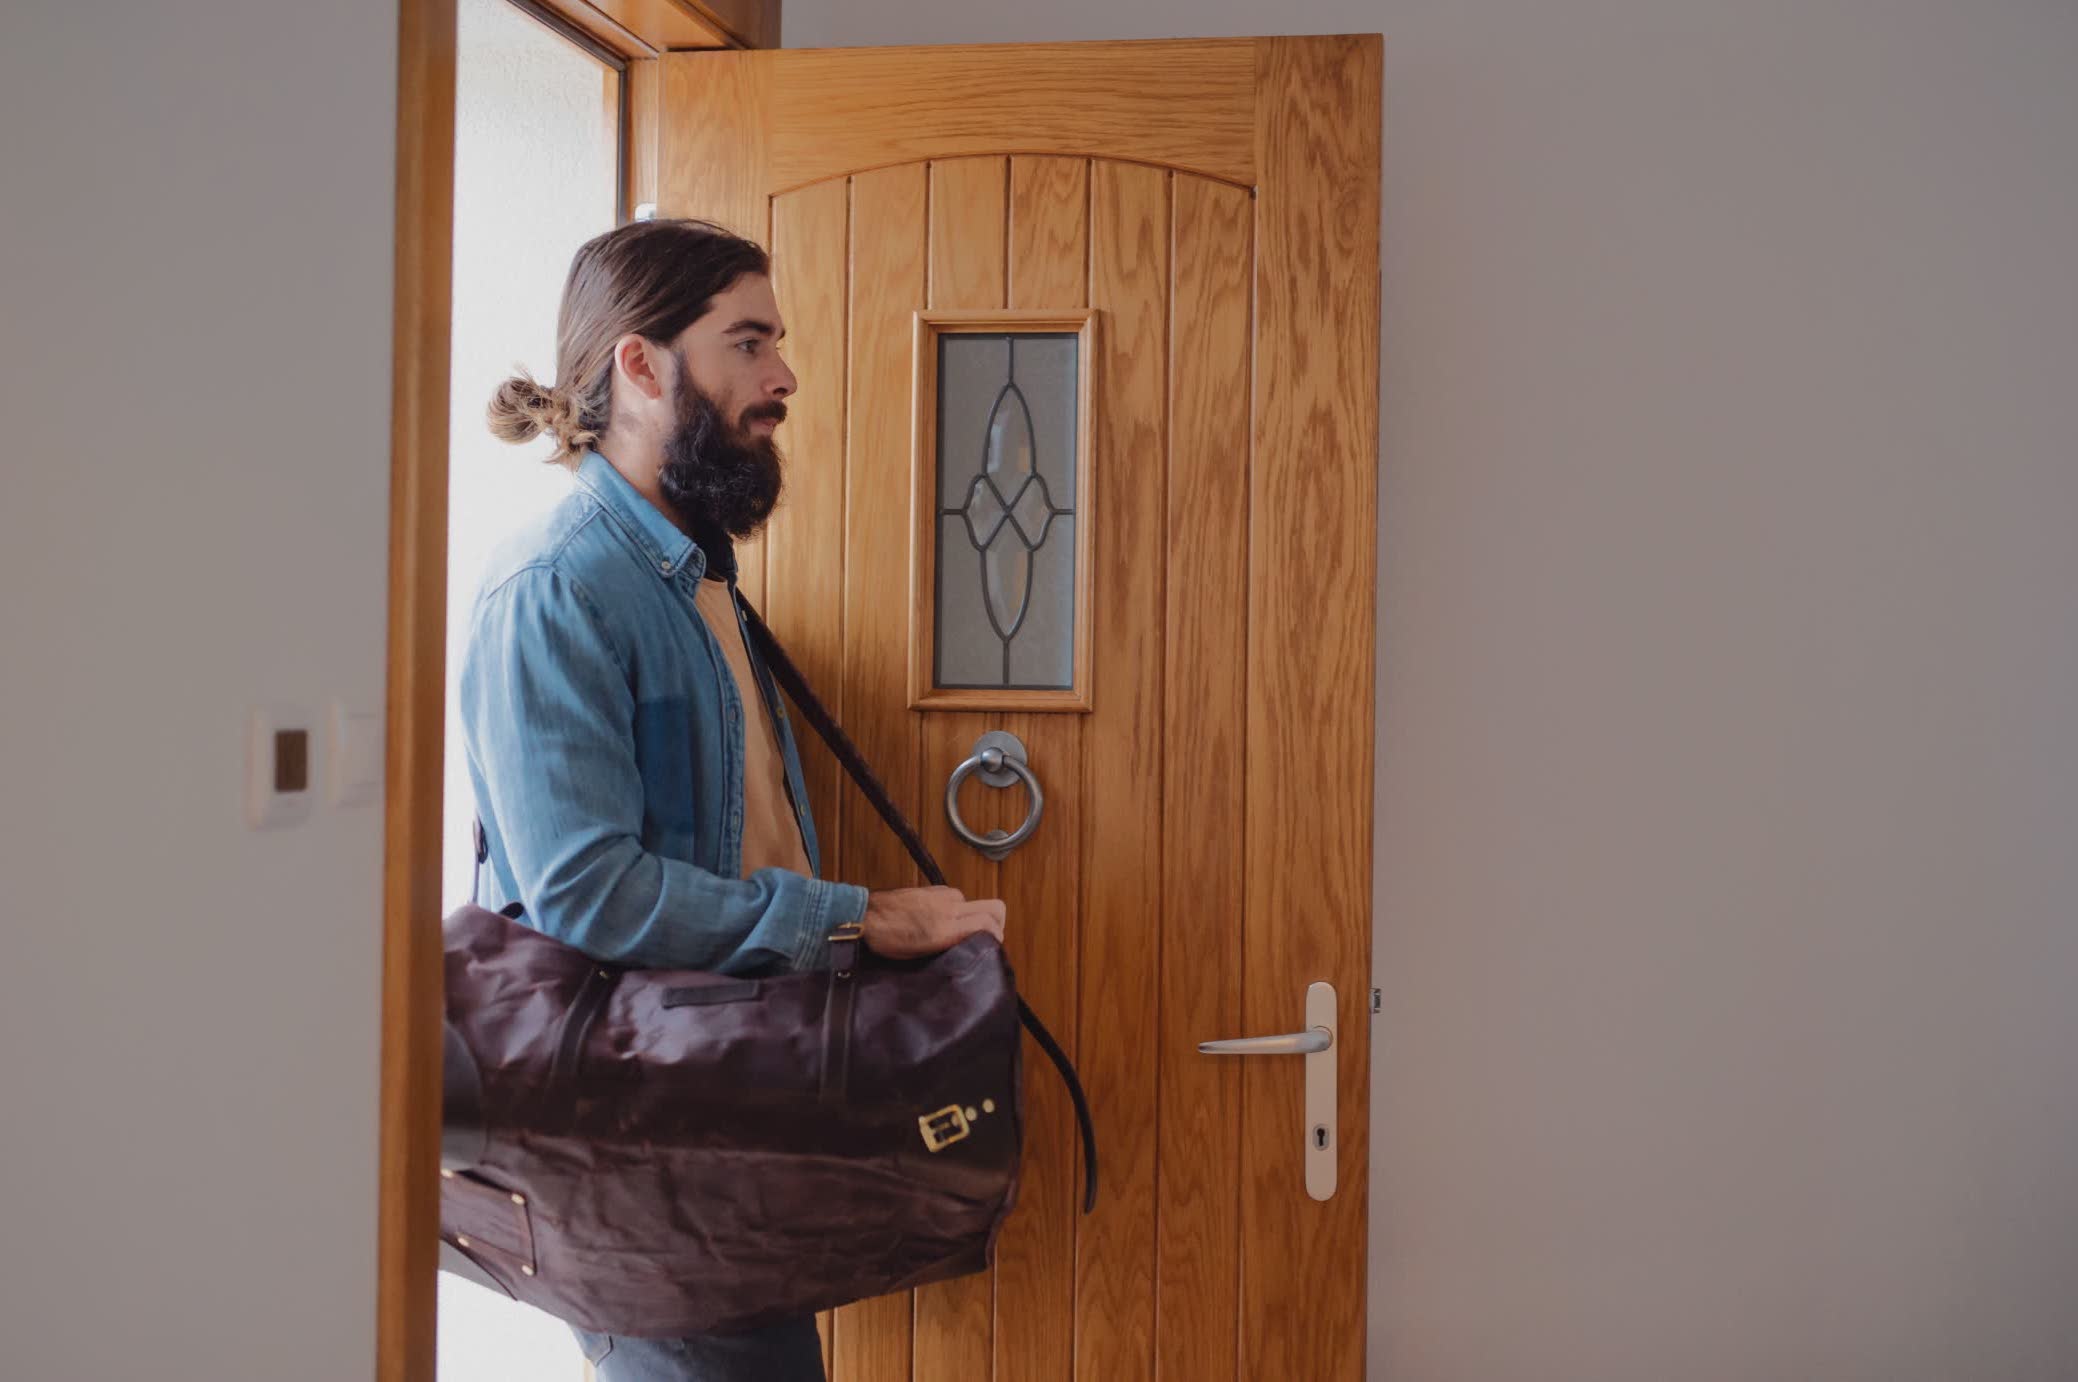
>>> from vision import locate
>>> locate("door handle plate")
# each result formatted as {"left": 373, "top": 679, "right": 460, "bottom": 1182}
{"left": 1302, "top": 980, "right": 1337, "bottom": 1201}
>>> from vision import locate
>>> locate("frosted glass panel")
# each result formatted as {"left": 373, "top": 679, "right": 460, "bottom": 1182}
{"left": 938, "top": 516, "right": 997, "bottom": 686}
{"left": 939, "top": 336, "right": 1008, "bottom": 509}
{"left": 934, "top": 333, "right": 1079, "bottom": 690}
{"left": 1013, "top": 334, "right": 1078, "bottom": 506}
{"left": 1009, "top": 515, "right": 1075, "bottom": 688}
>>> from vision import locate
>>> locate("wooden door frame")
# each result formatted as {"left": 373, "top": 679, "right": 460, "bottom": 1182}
{"left": 379, "top": 21, "right": 1375, "bottom": 1382}
{"left": 379, "top": 2, "right": 455, "bottom": 1378}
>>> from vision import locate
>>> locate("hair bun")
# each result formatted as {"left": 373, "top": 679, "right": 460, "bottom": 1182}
{"left": 486, "top": 371, "right": 597, "bottom": 460}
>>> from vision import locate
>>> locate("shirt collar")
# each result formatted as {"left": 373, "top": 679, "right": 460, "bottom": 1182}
{"left": 572, "top": 450, "right": 709, "bottom": 581}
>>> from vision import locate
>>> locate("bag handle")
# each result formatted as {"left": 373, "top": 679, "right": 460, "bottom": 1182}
{"left": 736, "top": 592, "right": 1100, "bottom": 1215}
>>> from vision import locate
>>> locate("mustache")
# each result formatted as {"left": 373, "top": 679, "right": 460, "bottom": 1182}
{"left": 741, "top": 401, "right": 787, "bottom": 426}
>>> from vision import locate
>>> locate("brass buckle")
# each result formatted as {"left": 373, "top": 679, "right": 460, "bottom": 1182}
{"left": 828, "top": 921, "right": 864, "bottom": 945}
{"left": 918, "top": 1104, "right": 971, "bottom": 1153}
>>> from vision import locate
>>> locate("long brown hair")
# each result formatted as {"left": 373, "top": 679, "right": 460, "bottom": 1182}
{"left": 486, "top": 218, "right": 770, "bottom": 465}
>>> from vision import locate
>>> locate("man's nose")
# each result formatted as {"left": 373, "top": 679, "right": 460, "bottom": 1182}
{"left": 769, "top": 359, "right": 797, "bottom": 399}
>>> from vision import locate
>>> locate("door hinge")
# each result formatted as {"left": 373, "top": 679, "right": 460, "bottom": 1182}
{"left": 1370, "top": 987, "right": 1382, "bottom": 1015}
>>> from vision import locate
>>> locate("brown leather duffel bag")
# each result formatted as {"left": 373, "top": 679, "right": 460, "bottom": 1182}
{"left": 440, "top": 596, "right": 1096, "bottom": 1338}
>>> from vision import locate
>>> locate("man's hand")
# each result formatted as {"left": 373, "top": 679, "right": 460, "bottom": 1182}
{"left": 860, "top": 886, "right": 1006, "bottom": 959}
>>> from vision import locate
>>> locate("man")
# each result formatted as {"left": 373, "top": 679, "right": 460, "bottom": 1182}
{"left": 463, "top": 218, "right": 1006, "bottom": 1381}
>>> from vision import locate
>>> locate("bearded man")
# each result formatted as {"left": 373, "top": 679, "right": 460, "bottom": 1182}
{"left": 462, "top": 218, "right": 1005, "bottom": 1382}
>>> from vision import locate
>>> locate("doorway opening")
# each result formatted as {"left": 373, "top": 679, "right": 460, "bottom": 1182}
{"left": 436, "top": 1, "right": 623, "bottom": 1376}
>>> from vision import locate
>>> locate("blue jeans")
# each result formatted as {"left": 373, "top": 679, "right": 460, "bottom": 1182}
{"left": 572, "top": 1319, "right": 825, "bottom": 1382}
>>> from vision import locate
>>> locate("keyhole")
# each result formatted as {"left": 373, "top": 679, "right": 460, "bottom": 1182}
{"left": 1313, "top": 1125, "right": 1330, "bottom": 1151}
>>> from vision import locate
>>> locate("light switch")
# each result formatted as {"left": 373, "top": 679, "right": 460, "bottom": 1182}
{"left": 274, "top": 730, "right": 309, "bottom": 793}
{"left": 248, "top": 706, "right": 315, "bottom": 829}
{"left": 329, "top": 702, "right": 383, "bottom": 808}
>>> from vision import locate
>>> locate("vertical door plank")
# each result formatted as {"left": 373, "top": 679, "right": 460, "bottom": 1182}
{"left": 994, "top": 153, "right": 1090, "bottom": 1382}
{"left": 1243, "top": 36, "right": 1381, "bottom": 1382}
{"left": 1009, "top": 157, "right": 1089, "bottom": 309}
{"left": 1156, "top": 172, "right": 1253, "bottom": 1382}
{"left": 992, "top": 705, "right": 1082, "bottom": 1381}
{"left": 913, "top": 702, "right": 1002, "bottom": 1381}
{"left": 930, "top": 157, "right": 1010, "bottom": 313}
{"left": 832, "top": 1282, "right": 912, "bottom": 1382}
{"left": 832, "top": 162, "right": 931, "bottom": 1382}
{"left": 767, "top": 179, "right": 851, "bottom": 874}
{"left": 1076, "top": 158, "right": 1170, "bottom": 1382}
{"left": 912, "top": 154, "right": 1009, "bottom": 1382}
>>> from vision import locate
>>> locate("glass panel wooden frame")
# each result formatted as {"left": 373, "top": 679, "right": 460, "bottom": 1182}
{"left": 910, "top": 309, "right": 1098, "bottom": 712}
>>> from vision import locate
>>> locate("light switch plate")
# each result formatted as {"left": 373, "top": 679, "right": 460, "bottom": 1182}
{"left": 329, "top": 702, "right": 384, "bottom": 808}
{"left": 248, "top": 706, "right": 315, "bottom": 829}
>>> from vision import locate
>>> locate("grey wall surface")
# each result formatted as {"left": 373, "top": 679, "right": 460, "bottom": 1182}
{"left": 0, "top": 2, "right": 398, "bottom": 1377}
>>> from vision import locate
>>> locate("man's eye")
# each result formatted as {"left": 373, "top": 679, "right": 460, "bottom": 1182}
{"left": 736, "top": 339, "right": 760, "bottom": 354}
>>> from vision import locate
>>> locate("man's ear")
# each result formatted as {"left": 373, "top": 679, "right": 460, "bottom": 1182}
{"left": 612, "top": 334, "right": 671, "bottom": 405}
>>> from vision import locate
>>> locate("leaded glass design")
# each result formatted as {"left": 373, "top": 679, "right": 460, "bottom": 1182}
{"left": 934, "top": 332, "right": 1079, "bottom": 690}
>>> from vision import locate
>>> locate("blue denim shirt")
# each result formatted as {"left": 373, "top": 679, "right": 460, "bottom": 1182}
{"left": 460, "top": 451, "right": 867, "bottom": 975}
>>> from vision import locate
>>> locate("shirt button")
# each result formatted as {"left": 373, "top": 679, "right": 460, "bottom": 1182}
{"left": 659, "top": 560, "right": 674, "bottom": 575}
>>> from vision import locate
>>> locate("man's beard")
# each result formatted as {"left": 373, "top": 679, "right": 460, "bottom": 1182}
{"left": 657, "top": 364, "right": 786, "bottom": 540}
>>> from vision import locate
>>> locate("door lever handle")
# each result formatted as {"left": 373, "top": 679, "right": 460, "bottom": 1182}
{"left": 1194, "top": 981, "right": 1339, "bottom": 1201}
{"left": 1197, "top": 1027, "right": 1332, "bottom": 1056}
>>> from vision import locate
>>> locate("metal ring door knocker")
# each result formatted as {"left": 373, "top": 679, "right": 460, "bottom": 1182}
{"left": 945, "top": 731, "right": 1044, "bottom": 862}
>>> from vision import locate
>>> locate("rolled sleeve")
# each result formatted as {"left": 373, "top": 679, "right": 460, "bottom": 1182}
{"left": 763, "top": 875, "right": 869, "bottom": 973}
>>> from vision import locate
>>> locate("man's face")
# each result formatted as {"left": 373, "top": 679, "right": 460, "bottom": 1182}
{"left": 657, "top": 273, "right": 798, "bottom": 539}
{"left": 673, "top": 272, "right": 797, "bottom": 438}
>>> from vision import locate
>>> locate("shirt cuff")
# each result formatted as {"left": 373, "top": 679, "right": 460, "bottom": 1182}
{"left": 791, "top": 879, "right": 870, "bottom": 972}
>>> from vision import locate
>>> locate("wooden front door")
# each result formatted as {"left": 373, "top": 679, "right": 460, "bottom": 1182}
{"left": 660, "top": 37, "right": 1379, "bottom": 1382}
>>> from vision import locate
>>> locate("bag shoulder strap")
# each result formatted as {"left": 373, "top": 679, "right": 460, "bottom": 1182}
{"left": 736, "top": 592, "right": 1100, "bottom": 1215}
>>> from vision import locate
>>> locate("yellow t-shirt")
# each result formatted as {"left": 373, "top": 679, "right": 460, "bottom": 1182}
{"left": 692, "top": 578, "right": 812, "bottom": 880}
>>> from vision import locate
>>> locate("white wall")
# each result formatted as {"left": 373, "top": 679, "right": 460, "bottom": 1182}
{"left": 0, "top": 3, "right": 397, "bottom": 1378}
{"left": 785, "top": 3, "right": 2078, "bottom": 1379}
